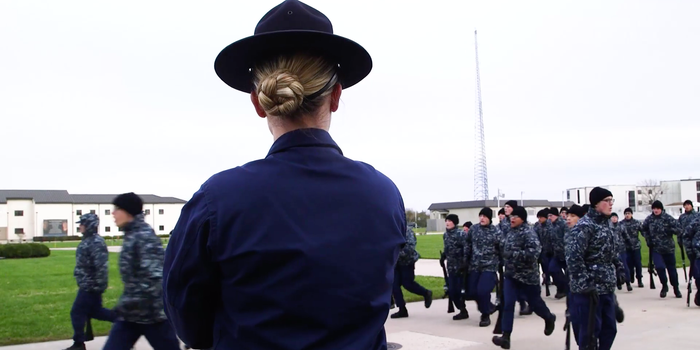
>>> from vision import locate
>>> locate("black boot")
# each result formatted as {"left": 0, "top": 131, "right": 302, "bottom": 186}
{"left": 390, "top": 307, "right": 408, "bottom": 319}
{"left": 637, "top": 280, "right": 644, "bottom": 288}
{"left": 695, "top": 291, "right": 700, "bottom": 306}
{"left": 519, "top": 302, "right": 532, "bottom": 316}
{"left": 660, "top": 285, "right": 668, "bottom": 298}
{"left": 555, "top": 291, "right": 567, "bottom": 300}
{"left": 479, "top": 314, "right": 491, "bottom": 327}
{"left": 630, "top": 276, "right": 635, "bottom": 284}
{"left": 424, "top": 290, "right": 433, "bottom": 308}
{"left": 492, "top": 332, "right": 511, "bottom": 349}
{"left": 544, "top": 314, "right": 556, "bottom": 336}
{"left": 63, "top": 343, "right": 86, "bottom": 350}
{"left": 674, "top": 287, "right": 682, "bottom": 298}
{"left": 626, "top": 281, "right": 633, "bottom": 292}
{"left": 453, "top": 308, "right": 469, "bottom": 320}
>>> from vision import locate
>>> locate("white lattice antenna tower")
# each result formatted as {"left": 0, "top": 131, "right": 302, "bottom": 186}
{"left": 473, "top": 30, "right": 489, "bottom": 200}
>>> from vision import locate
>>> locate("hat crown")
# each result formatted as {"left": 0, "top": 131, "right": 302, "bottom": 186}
{"left": 255, "top": 0, "right": 333, "bottom": 35}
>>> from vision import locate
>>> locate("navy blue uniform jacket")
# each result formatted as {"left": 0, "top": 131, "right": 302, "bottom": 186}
{"left": 163, "top": 128, "right": 406, "bottom": 350}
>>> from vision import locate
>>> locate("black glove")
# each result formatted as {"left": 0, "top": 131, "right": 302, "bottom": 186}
{"left": 617, "top": 273, "right": 626, "bottom": 287}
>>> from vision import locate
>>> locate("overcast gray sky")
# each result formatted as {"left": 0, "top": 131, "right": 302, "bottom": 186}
{"left": 2, "top": 0, "right": 698, "bottom": 211}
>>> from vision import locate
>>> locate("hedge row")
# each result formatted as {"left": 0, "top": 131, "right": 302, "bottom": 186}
{"left": 0, "top": 243, "right": 51, "bottom": 259}
{"left": 32, "top": 234, "right": 171, "bottom": 242}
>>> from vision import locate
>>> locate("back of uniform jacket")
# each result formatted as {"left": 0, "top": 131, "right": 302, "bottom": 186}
{"left": 163, "top": 129, "right": 406, "bottom": 350}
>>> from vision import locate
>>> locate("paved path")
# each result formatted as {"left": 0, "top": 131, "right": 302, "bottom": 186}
{"left": 21, "top": 253, "right": 693, "bottom": 350}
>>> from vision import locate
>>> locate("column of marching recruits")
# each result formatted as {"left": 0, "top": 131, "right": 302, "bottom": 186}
{"left": 389, "top": 187, "right": 700, "bottom": 350}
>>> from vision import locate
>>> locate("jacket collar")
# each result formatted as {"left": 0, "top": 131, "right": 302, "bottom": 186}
{"left": 266, "top": 128, "right": 343, "bottom": 157}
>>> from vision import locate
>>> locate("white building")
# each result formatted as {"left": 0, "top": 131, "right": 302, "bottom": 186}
{"left": 427, "top": 199, "right": 576, "bottom": 232}
{"left": 567, "top": 179, "right": 700, "bottom": 219}
{"left": 0, "top": 190, "right": 186, "bottom": 242}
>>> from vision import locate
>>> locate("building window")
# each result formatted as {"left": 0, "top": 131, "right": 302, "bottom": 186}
{"left": 637, "top": 189, "right": 642, "bottom": 194}
{"left": 90, "top": 210, "right": 96, "bottom": 214}
{"left": 159, "top": 225, "right": 164, "bottom": 231}
{"left": 566, "top": 191, "right": 570, "bottom": 200}
{"left": 105, "top": 209, "right": 110, "bottom": 215}
{"left": 628, "top": 191, "right": 635, "bottom": 209}
{"left": 105, "top": 226, "right": 111, "bottom": 232}
{"left": 145, "top": 209, "right": 151, "bottom": 215}
{"left": 697, "top": 193, "right": 700, "bottom": 202}
{"left": 577, "top": 191, "right": 580, "bottom": 204}
{"left": 77, "top": 228, "right": 80, "bottom": 232}
{"left": 159, "top": 209, "right": 164, "bottom": 215}
{"left": 648, "top": 189, "right": 652, "bottom": 195}
{"left": 14, "top": 210, "right": 24, "bottom": 216}
{"left": 76, "top": 210, "right": 82, "bottom": 216}
{"left": 697, "top": 181, "right": 700, "bottom": 191}
{"left": 14, "top": 228, "right": 24, "bottom": 234}
{"left": 118, "top": 227, "right": 124, "bottom": 232}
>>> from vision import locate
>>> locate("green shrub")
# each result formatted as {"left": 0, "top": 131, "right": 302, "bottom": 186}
{"left": 0, "top": 243, "right": 51, "bottom": 259}
{"left": 32, "top": 236, "right": 82, "bottom": 242}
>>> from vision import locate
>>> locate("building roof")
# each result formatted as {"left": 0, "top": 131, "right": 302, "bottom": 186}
{"left": 429, "top": 200, "right": 576, "bottom": 211}
{"left": 0, "top": 190, "right": 186, "bottom": 204}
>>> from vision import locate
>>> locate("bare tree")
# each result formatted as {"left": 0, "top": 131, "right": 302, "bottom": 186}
{"left": 637, "top": 179, "right": 666, "bottom": 206}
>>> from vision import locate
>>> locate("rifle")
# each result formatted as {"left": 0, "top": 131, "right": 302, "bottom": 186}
{"left": 564, "top": 294, "right": 571, "bottom": 350}
{"left": 648, "top": 247, "right": 657, "bottom": 290}
{"left": 439, "top": 251, "right": 455, "bottom": 313}
{"left": 688, "top": 274, "right": 693, "bottom": 307}
{"left": 678, "top": 238, "right": 688, "bottom": 283}
{"left": 586, "top": 291, "right": 599, "bottom": 350}
{"left": 492, "top": 264, "right": 505, "bottom": 335}
{"left": 540, "top": 258, "right": 551, "bottom": 297}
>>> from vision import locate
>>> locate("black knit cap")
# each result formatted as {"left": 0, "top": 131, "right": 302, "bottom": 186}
{"left": 624, "top": 207, "right": 633, "bottom": 215}
{"left": 445, "top": 214, "right": 459, "bottom": 227}
{"left": 504, "top": 200, "right": 518, "bottom": 209}
{"left": 651, "top": 200, "right": 664, "bottom": 210}
{"left": 589, "top": 187, "right": 613, "bottom": 207}
{"left": 549, "top": 207, "right": 559, "bottom": 216}
{"left": 463, "top": 221, "right": 473, "bottom": 229}
{"left": 561, "top": 206, "right": 569, "bottom": 213}
{"left": 479, "top": 207, "right": 493, "bottom": 220}
{"left": 536, "top": 209, "right": 548, "bottom": 218}
{"left": 582, "top": 204, "right": 590, "bottom": 213}
{"left": 112, "top": 192, "right": 143, "bottom": 217}
{"left": 611, "top": 212, "right": 618, "bottom": 217}
{"left": 684, "top": 200, "right": 693, "bottom": 206}
{"left": 498, "top": 208, "right": 505, "bottom": 215}
{"left": 512, "top": 206, "right": 527, "bottom": 222}
{"left": 568, "top": 204, "right": 585, "bottom": 218}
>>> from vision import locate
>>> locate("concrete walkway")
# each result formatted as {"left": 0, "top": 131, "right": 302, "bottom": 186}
{"left": 19, "top": 252, "right": 693, "bottom": 350}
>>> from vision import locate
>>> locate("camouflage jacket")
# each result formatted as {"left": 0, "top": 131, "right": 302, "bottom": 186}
{"left": 443, "top": 227, "right": 466, "bottom": 273}
{"left": 684, "top": 216, "right": 700, "bottom": 258}
{"left": 641, "top": 212, "right": 682, "bottom": 255}
{"left": 464, "top": 223, "right": 501, "bottom": 273}
{"left": 679, "top": 210, "right": 699, "bottom": 252}
{"left": 533, "top": 220, "right": 553, "bottom": 255}
{"left": 618, "top": 218, "right": 642, "bottom": 251}
{"left": 501, "top": 223, "right": 541, "bottom": 285}
{"left": 74, "top": 231, "right": 109, "bottom": 293}
{"left": 397, "top": 227, "right": 420, "bottom": 266}
{"left": 115, "top": 214, "right": 167, "bottom": 324}
{"left": 550, "top": 217, "right": 567, "bottom": 261}
{"left": 610, "top": 222, "right": 627, "bottom": 255}
{"left": 498, "top": 215, "right": 511, "bottom": 239}
{"left": 565, "top": 208, "right": 625, "bottom": 295}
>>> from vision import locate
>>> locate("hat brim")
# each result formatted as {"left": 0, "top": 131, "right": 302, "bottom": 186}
{"left": 214, "top": 30, "right": 372, "bottom": 93}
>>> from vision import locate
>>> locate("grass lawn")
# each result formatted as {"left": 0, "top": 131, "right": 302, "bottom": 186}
{"left": 415, "top": 234, "right": 692, "bottom": 268}
{"left": 0, "top": 250, "right": 443, "bottom": 346}
{"left": 41, "top": 238, "right": 169, "bottom": 249}
{"left": 0, "top": 250, "right": 122, "bottom": 346}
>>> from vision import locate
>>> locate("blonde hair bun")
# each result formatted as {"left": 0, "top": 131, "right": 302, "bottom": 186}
{"left": 257, "top": 70, "right": 305, "bottom": 117}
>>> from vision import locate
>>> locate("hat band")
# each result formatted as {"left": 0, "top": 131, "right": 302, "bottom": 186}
{"left": 305, "top": 72, "right": 338, "bottom": 101}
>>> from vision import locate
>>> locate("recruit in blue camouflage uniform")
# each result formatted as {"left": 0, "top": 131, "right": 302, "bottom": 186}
{"left": 611, "top": 221, "right": 627, "bottom": 256}
{"left": 443, "top": 227, "right": 466, "bottom": 272}
{"left": 679, "top": 209, "right": 699, "bottom": 257}
{"left": 549, "top": 217, "right": 567, "bottom": 262}
{"left": 565, "top": 208, "right": 626, "bottom": 295}
{"left": 74, "top": 214, "right": 109, "bottom": 293}
{"left": 534, "top": 220, "right": 553, "bottom": 257}
{"left": 115, "top": 214, "right": 168, "bottom": 324}
{"left": 501, "top": 223, "right": 542, "bottom": 286}
{"left": 397, "top": 227, "right": 420, "bottom": 266}
{"left": 464, "top": 223, "right": 501, "bottom": 273}
{"left": 618, "top": 217, "right": 642, "bottom": 251}
{"left": 641, "top": 211, "right": 682, "bottom": 255}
